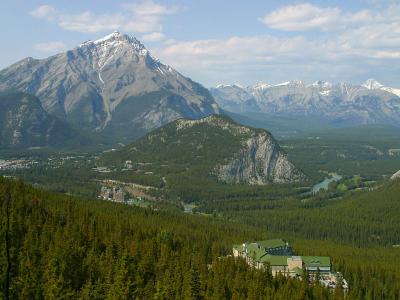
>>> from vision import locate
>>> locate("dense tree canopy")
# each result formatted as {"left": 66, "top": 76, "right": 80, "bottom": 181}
{"left": 0, "top": 178, "right": 336, "bottom": 299}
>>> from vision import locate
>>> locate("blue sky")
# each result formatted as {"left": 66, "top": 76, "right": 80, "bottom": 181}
{"left": 1, "top": 0, "right": 399, "bottom": 87}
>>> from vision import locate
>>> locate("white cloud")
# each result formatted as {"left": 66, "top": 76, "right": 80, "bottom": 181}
{"left": 29, "top": 5, "right": 57, "bottom": 21}
{"left": 158, "top": 36, "right": 312, "bottom": 66}
{"left": 141, "top": 32, "right": 165, "bottom": 42}
{"left": 122, "top": 1, "right": 177, "bottom": 16}
{"left": 29, "top": 1, "right": 177, "bottom": 34}
{"left": 260, "top": 3, "right": 341, "bottom": 31}
{"left": 33, "top": 41, "right": 65, "bottom": 53}
{"left": 58, "top": 12, "right": 124, "bottom": 33}
{"left": 28, "top": 2, "right": 400, "bottom": 86}
{"left": 260, "top": 3, "right": 378, "bottom": 32}
{"left": 155, "top": 9, "right": 400, "bottom": 86}
{"left": 122, "top": 0, "right": 178, "bottom": 33}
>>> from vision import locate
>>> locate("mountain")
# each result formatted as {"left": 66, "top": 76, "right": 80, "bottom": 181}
{"left": 362, "top": 78, "right": 400, "bottom": 97}
{"left": 210, "top": 79, "right": 400, "bottom": 126}
{"left": 0, "top": 31, "right": 220, "bottom": 142}
{"left": 0, "top": 91, "right": 93, "bottom": 148}
{"left": 100, "top": 115, "right": 306, "bottom": 186}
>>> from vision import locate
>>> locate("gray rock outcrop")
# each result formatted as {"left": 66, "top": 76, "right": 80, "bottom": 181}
{"left": 216, "top": 129, "right": 306, "bottom": 184}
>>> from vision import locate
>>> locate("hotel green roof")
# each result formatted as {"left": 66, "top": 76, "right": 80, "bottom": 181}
{"left": 233, "top": 239, "right": 331, "bottom": 271}
{"left": 258, "top": 254, "right": 291, "bottom": 266}
{"left": 302, "top": 256, "right": 331, "bottom": 267}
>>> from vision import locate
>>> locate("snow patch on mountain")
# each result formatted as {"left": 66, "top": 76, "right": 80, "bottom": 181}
{"left": 362, "top": 79, "right": 384, "bottom": 90}
{"left": 362, "top": 79, "right": 400, "bottom": 97}
{"left": 253, "top": 82, "right": 271, "bottom": 90}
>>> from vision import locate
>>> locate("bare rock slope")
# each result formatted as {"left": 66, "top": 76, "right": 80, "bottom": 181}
{"left": 0, "top": 32, "right": 220, "bottom": 142}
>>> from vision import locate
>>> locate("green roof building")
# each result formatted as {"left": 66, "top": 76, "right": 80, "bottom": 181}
{"left": 233, "top": 239, "right": 331, "bottom": 277}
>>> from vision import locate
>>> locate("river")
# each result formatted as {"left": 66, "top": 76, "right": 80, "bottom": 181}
{"left": 311, "top": 173, "right": 342, "bottom": 194}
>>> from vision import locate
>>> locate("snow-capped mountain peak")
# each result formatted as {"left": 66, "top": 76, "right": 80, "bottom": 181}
{"left": 94, "top": 31, "right": 124, "bottom": 44}
{"left": 362, "top": 78, "right": 384, "bottom": 90}
{"left": 210, "top": 78, "right": 400, "bottom": 127}
{"left": 79, "top": 31, "right": 149, "bottom": 56}
{"left": 215, "top": 83, "right": 243, "bottom": 89}
{"left": 310, "top": 80, "right": 333, "bottom": 89}
{"left": 253, "top": 82, "right": 271, "bottom": 90}
{"left": 362, "top": 79, "right": 400, "bottom": 97}
{"left": 273, "top": 80, "right": 304, "bottom": 87}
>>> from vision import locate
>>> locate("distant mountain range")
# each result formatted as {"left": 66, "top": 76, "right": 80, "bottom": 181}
{"left": 210, "top": 79, "right": 400, "bottom": 127}
{"left": 0, "top": 31, "right": 219, "bottom": 146}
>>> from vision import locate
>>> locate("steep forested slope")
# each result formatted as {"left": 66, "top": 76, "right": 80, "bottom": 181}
{"left": 212, "top": 180, "right": 400, "bottom": 247}
{"left": 0, "top": 178, "right": 331, "bottom": 299}
{"left": 0, "top": 178, "right": 399, "bottom": 299}
{"left": 98, "top": 115, "right": 306, "bottom": 203}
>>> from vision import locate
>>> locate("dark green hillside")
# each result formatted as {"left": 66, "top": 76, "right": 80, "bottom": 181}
{"left": 102, "top": 115, "right": 251, "bottom": 176}
{"left": 211, "top": 179, "right": 400, "bottom": 248}
{"left": 0, "top": 91, "right": 98, "bottom": 149}
{"left": 99, "top": 115, "right": 305, "bottom": 203}
{"left": 1, "top": 178, "right": 399, "bottom": 299}
{"left": 280, "top": 126, "right": 400, "bottom": 180}
{"left": 0, "top": 178, "right": 334, "bottom": 299}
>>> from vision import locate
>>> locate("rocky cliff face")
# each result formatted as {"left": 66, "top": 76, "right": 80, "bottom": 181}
{"left": 391, "top": 170, "right": 400, "bottom": 180}
{"left": 216, "top": 126, "right": 305, "bottom": 184}
{"left": 163, "top": 115, "right": 306, "bottom": 184}
{"left": 0, "top": 32, "right": 220, "bottom": 142}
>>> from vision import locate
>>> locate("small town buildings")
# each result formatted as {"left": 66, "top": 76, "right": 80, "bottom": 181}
{"left": 99, "top": 186, "right": 112, "bottom": 200}
{"left": 113, "top": 187, "right": 127, "bottom": 202}
{"left": 233, "top": 239, "right": 348, "bottom": 289}
{"left": 123, "top": 160, "right": 133, "bottom": 170}
{"left": 99, "top": 186, "right": 127, "bottom": 203}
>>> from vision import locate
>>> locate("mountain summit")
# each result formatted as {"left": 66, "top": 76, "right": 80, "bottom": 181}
{"left": 362, "top": 78, "right": 384, "bottom": 90}
{"left": 0, "top": 32, "right": 220, "bottom": 142}
{"left": 362, "top": 78, "right": 400, "bottom": 97}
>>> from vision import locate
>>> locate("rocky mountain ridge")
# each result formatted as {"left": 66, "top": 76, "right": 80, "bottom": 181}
{"left": 211, "top": 79, "right": 400, "bottom": 126}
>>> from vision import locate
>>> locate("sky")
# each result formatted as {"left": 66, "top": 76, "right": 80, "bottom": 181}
{"left": 1, "top": 0, "right": 400, "bottom": 87}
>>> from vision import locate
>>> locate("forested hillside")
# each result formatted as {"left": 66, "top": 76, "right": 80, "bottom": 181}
{"left": 1, "top": 178, "right": 399, "bottom": 299}
{"left": 99, "top": 115, "right": 306, "bottom": 202}
{"left": 207, "top": 180, "right": 400, "bottom": 247}
{"left": 0, "top": 178, "right": 332, "bottom": 299}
